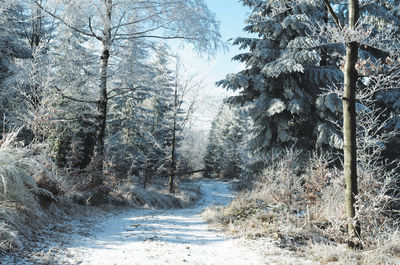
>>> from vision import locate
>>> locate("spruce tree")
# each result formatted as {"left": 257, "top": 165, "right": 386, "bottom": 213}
{"left": 203, "top": 103, "right": 250, "bottom": 179}
{"left": 217, "top": 0, "right": 343, "bottom": 154}
{"left": 0, "top": 2, "right": 31, "bottom": 129}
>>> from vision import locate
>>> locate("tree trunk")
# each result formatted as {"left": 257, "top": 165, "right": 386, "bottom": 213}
{"left": 31, "top": 2, "right": 42, "bottom": 49}
{"left": 343, "top": 0, "right": 360, "bottom": 248}
{"left": 30, "top": 3, "right": 43, "bottom": 111}
{"left": 92, "top": 0, "right": 112, "bottom": 186}
{"left": 169, "top": 81, "right": 178, "bottom": 193}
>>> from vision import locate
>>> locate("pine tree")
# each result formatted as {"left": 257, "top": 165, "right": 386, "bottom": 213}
{"left": 144, "top": 45, "right": 176, "bottom": 180}
{"left": 106, "top": 39, "right": 153, "bottom": 178}
{"left": 139, "top": 46, "right": 187, "bottom": 191}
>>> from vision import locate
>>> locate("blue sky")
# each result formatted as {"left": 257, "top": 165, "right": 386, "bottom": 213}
{"left": 179, "top": 0, "right": 250, "bottom": 130}
{"left": 203, "top": 0, "right": 250, "bottom": 81}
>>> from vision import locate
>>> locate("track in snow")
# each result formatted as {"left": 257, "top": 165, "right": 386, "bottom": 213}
{"left": 57, "top": 180, "right": 266, "bottom": 265}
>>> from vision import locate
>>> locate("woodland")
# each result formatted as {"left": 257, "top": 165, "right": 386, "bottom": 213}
{"left": 1, "top": 0, "right": 400, "bottom": 264}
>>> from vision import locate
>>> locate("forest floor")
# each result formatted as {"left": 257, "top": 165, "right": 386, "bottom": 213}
{"left": 1, "top": 179, "right": 315, "bottom": 265}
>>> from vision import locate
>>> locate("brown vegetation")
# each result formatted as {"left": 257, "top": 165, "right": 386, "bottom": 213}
{"left": 203, "top": 148, "right": 400, "bottom": 264}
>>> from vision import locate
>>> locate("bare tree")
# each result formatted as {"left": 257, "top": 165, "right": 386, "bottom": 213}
{"left": 168, "top": 56, "right": 203, "bottom": 193}
{"left": 323, "top": 0, "right": 361, "bottom": 247}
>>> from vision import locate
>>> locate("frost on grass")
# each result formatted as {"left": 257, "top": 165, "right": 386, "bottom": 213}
{"left": 204, "top": 147, "right": 400, "bottom": 264}
{"left": 0, "top": 129, "right": 59, "bottom": 250}
{"left": 108, "top": 178, "right": 201, "bottom": 209}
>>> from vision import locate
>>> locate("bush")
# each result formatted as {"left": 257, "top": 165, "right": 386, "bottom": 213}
{"left": 204, "top": 145, "right": 400, "bottom": 263}
{"left": 0, "top": 129, "right": 59, "bottom": 250}
{"left": 255, "top": 148, "right": 303, "bottom": 207}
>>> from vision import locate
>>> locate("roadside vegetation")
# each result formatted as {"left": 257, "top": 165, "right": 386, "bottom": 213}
{"left": 201, "top": 0, "right": 400, "bottom": 263}
{"left": 0, "top": 0, "right": 216, "bottom": 255}
{"left": 2, "top": 0, "right": 400, "bottom": 264}
{"left": 0, "top": 129, "right": 201, "bottom": 254}
{"left": 203, "top": 147, "right": 400, "bottom": 264}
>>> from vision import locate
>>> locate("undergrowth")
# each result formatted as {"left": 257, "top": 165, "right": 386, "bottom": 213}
{"left": 0, "top": 129, "right": 60, "bottom": 251}
{"left": 202, "top": 148, "right": 400, "bottom": 264}
{"left": 0, "top": 129, "right": 200, "bottom": 254}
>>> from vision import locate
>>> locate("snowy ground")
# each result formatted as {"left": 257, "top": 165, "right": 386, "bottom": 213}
{"left": 3, "top": 180, "right": 315, "bottom": 265}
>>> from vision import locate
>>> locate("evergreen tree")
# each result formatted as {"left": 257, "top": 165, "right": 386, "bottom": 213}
{"left": 34, "top": 0, "right": 222, "bottom": 186}
{"left": 138, "top": 46, "right": 187, "bottom": 190}
{"left": 143, "top": 45, "right": 176, "bottom": 180}
{"left": 318, "top": 0, "right": 400, "bottom": 245}
{"left": 204, "top": 103, "right": 250, "bottom": 179}
{"left": 217, "top": 0, "right": 344, "bottom": 154}
{"left": 106, "top": 39, "right": 153, "bottom": 178}
{"left": 0, "top": 1, "right": 31, "bottom": 130}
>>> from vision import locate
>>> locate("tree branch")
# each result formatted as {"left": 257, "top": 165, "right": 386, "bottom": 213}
{"left": 111, "top": 9, "right": 169, "bottom": 30}
{"left": 177, "top": 169, "right": 205, "bottom": 176}
{"left": 115, "top": 35, "right": 199, "bottom": 41}
{"left": 54, "top": 86, "right": 98, "bottom": 104}
{"left": 323, "top": 0, "right": 343, "bottom": 30}
{"left": 88, "top": 17, "right": 102, "bottom": 41}
{"left": 106, "top": 86, "right": 140, "bottom": 100}
{"left": 34, "top": 1, "right": 100, "bottom": 40}
{"left": 115, "top": 21, "right": 174, "bottom": 37}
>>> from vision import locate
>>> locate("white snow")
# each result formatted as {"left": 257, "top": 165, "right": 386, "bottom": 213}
{"left": 3, "top": 180, "right": 316, "bottom": 265}
{"left": 54, "top": 180, "right": 267, "bottom": 265}
{"left": 266, "top": 98, "right": 286, "bottom": 117}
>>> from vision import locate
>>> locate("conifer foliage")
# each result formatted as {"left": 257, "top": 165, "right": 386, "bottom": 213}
{"left": 208, "top": 0, "right": 400, "bottom": 253}
{"left": 203, "top": 103, "right": 250, "bottom": 179}
{"left": 217, "top": 0, "right": 344, "bottom": 152}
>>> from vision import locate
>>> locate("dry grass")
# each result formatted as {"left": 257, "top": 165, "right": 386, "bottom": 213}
{"left": 0, "top": 129, "right": 201, "bottom": 253}
{"left": 308, "top": 232, "right": 400, "bottom": 265}
{"left": 203, "top": 147, "right": 400, "bottom": 263}
{"left": 107, "top": 177, "right": 201, "bottom": 209}
{"left": 0, "top": 130, "right": 58, "bottom": 250}
{"left": 202, "top": 191, "right": 315, "bottom": 252}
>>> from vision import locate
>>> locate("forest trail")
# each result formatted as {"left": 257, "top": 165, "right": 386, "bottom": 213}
{"left": 52, "top": 180, "right": 268, "bottom": 265}
{"left": 4, "top": 180, "right": 315, "bottom": 265}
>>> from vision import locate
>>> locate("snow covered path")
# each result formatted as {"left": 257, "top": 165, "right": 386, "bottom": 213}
{"left": 58, "top": 180, "right": 266, "bottom": 265}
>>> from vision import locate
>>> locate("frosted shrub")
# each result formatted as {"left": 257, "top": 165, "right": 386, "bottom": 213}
{"left": 354, "top": 158, "right": 399, "bottom": 247}
{"left": 303, "top": 152, "right": 336, "bottom": 205}
{"left": 302, "top": 152, "right": 344, "bottom": 222}
{"left": 303, "top": 149, "right": 399, "bottom": 247}
{"left": 256, "top": 148, "right": 303, "bottom": 206}
{"left": 303, "top": 153, "right": 346, "bottom": 239}
{"left": 0, "top": 129, "right": 58, "bottom": 249}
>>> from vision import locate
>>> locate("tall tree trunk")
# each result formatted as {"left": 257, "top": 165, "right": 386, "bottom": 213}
{"left": 31, "top": 1, "right": 42, "bottom": 49}
{"left": 92, "top": 0, "right": 112, "bottom": 186}
{"left": 30, "top": 2, "right": 43, "bottom": 111}
{"left": 169, "top": 81, "right": 178, "bottom": 193}
{"left": 169, "top": 127, "right": 176, "bottom": 193}
{"left": 343, "top": 0, "right": 360, "bottom": 247}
